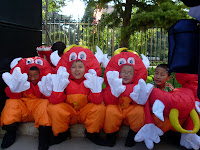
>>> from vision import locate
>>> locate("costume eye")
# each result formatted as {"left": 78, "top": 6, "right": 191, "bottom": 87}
{"left": 127, "top": 57, "right": 135, "bottom": 65}
{"left": 118, "top": 58, "right": 126, "bottom": 66}
{"left": 26, "top": 58, "right": 34, "bottom": 65}
{"left": 78, "top": 51, "right": 86, "bottom": 60}
{"left": 69, "top": 52, "right": 77, "bottom": 62}
{"left": 35, "top": 59, "right": 43, "bottom": 66}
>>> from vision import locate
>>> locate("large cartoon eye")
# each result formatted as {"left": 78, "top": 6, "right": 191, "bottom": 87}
{"left": 69, "top": 52, "right": 77, "bottom": 62}
{"left": 35, "top": 59, "right": 43, "bottom": 66}
{"left": 118, "top": 58, "right": 126, "bottom": 66}
{"left": 127, "top": 57, "right": 135, "bottom": 65}
{"left": 26, "top": 58, "right": 34, "bottom": 65}
{"left": 78, "top": 51, "right": 86, "bottom": 60}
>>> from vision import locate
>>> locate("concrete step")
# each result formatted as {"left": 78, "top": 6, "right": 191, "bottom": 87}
{"left": 0, "top": 122, "right": 129, "bottom": 138}
{"left": 0, "top": 135, "right": 183, "bottom": 150}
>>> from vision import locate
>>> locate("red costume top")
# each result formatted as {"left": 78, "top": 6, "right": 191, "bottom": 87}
{"left": 5, "top": 57, "right": 54, "bottom": 99}
{"left": 49, "top": 47, "right": 103, "bottom": 109}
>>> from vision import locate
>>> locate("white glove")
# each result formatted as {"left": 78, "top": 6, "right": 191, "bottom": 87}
{"left": 106, "top": 71, "right": 126, "bottom": 97}
{"left": 95, "top": 46, "right": 109, "bottom": 68}
{"left": 135, "top": 123, "right": 164, "bottom": 149}
{"left": 195, "top": 101, "right": 200, "bottom": 114}
{"left": 84, "top": 69, "right": 104, "bottom": 93}
{"left": 152, "top": 100, "right": 165, "bottom": 122}
{"left": 51, "top": 66, "right": 70, "bottom": 92}
{"left": 2, "top": 67, "right": 30, "bottom": 93}
{"left": 38, "top": 73, "right": 53, "bottom": 97}
{"left": 180, "top": 133, "right": 200, "bottom": 150}
{"left": 130, "top": 79, "right": 154, "bottom": 105}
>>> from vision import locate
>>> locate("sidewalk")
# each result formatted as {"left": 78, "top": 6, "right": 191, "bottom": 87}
{"left": 0, "top": 136, "right": 184, "bottom": 150}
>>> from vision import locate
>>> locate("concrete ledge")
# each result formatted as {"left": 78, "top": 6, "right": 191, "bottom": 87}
{"left": 0, "top": 122, "right": 129, "bottom": 138}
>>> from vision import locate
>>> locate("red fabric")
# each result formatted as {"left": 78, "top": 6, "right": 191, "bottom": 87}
{"left": 175, "top": 73, "right": 199, "bottom": 101}
{"left": 10, "top": 57, "right": 54, "bottom": 81}
{"left": 149, "top": 87, "right": 195, "bottom": 119}
{"left": 5, "top": 87, "right": 22, "bottom": 99}
{"left": 37, "top": 50, "right": 52, "bottom": 64}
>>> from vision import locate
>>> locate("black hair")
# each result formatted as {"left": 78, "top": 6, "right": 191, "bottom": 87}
{"left": 51, "top": 41, "right": 66, "bottom": 56}
{"left": 30, "top": 66, "right": 39, "bottom": 71}
{"left": 156, "top": 64, "right": 171, "bottom": 76}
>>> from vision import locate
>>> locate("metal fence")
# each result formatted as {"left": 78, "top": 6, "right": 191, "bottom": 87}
{"left": 42, "top": 19, "right": 169, "bottom": 65}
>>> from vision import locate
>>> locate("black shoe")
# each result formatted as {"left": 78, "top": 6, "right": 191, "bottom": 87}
{"left": 125, "top": 129, "right": 136, "bottom": 147}
{"left": 161, "top": 130, "right": 181, "bottom": 146}
{"left": 1, "top": 123, "right": 18, "bottom": 149}
{"left": 1, "top": 132, "right": 16, "bottom": 149}
{"left": 38, "top": 126, "right": 51, "bottom": 150}
{"left": 49, "top": 129, "right": 71, "bottom": 145}
{"left": 104, "top": 132, "right": 118, "bottom": 147}
{"left": 84, "top": 129, "right": 106, "bottom": 146}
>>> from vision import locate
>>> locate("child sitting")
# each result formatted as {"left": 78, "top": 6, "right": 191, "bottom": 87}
{"left": 1, "top": 57, "right": 54, "bottom": 150}
{"left": 102, "top": 48, "right": 150, "bottom": 147}
{"left": 47, "top": 46, "right": 106, "bottom": 146}
{"left": 151, "top": 64, "right": 174, "bottom": 92}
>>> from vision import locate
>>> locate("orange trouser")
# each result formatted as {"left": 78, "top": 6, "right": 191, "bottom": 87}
{"left": 1, "top": 98, "right": 51, "bottom": 128}
{"left": 103, "top": 104, "right": 145, "bottom": 133}
{"left": 48, "top": 102, "right": 106, "bottom": 136}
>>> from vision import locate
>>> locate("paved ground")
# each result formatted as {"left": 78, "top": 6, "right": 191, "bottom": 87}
{"left": 0, "top": 135, "right": 184, "bottom": 150}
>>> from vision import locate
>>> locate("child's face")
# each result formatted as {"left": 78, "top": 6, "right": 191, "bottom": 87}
{"left": 120, "top": 65, "right": 134, "bottom": 84}
{"left": 28, "top": 70, "right": 40, "bottom": 85}
{"left": 71, "top": 61, "right": 85, "bottom": 79}
{"left": 154, "top": 67, "right": 171, "bottom": 88}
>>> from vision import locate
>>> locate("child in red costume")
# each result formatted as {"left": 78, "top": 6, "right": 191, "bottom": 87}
{"left": 1, "top": 57, "right": 54, "bottom": 150}
{"left": 102, "top": 48, "right": 154, "bottom": 147}
{"left": 47, "top": 45, "right": 106, "bottom": 146}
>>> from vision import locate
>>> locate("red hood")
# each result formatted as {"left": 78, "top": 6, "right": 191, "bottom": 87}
{"left": 104, "top": 52, "right": 147, "bottom": 85}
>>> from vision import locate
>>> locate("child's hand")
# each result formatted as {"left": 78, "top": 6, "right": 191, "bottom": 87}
{"left": 134, "top": 123, "right": 163, "bottom": 149}
{"left": 51, "top": 66, "right": 70, "bottom": 92}
{"left": 180, "top": 133, "right": 200, "bottom": 150}
{"left": 84, "top": 69, "right": 104, "bottom": 93}
{"left": 130, "top": 79, "right": 154, "bottom": 105}
{"left": 2, "top": 67, "right": 30, "bottom": 93}
{"left": 106, "top": 71, "right": 126, "bottom": 97}
{"left": 38, "top": 73, "right": 53, "bottom": 96}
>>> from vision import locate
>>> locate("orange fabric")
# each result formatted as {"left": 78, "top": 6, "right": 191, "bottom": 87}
{"left": 66, "top": 94, "right": 88, "bottom": 110}
{"left": 103, "top": 104, "right": 145, "bottom": 133}
{"left": 48, "top": 102, "right": 105, "bottom": 136}
{"left": 1, "top": 98, "right": 51, "bottom": 128}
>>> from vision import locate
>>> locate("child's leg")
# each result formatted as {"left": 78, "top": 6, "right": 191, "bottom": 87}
{"left": 47, "top": 103, "right": 76, "bottom": 136}
{"left": 1, "top": 99, "right": 29, "bottom": 149}
{"left": 79, "top": 103, "right": 106, "bottom": 133}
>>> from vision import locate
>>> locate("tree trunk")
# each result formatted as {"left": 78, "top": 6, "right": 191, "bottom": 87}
{"left": 120, "top": 0, "right": 132, "bottom": 48}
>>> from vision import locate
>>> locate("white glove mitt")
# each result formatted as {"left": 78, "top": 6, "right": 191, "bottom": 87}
{"left": 106, "top": 71, "right": 126, "bottom": 97}
{"left": 135, "top": 123, "right": 164, "bottom": 149}
{"left": 38, "top": 73, "right": 53, "bottom": 96}
{"left": 152, "top": 100, "right": 165, "bottom": 122}
{"left": 130, "top": 79, "right": 154, "bottom": 105}
{"left": 195, "top": 101, "right": 200, "bottom": 115}
{"left": 51, "top": 66, "right": 70, "bottom": 92}
{"left": 180, "top": 133, "right": 200, "bottom": 150}
{"left": 84, "top": 69, "right": 104, "bottom": 93}
{"left": 2, "top": 67, "right": 30, "bottom": 93}
{"left": 95, "top": 46, "right": 109, "bottom": 68}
